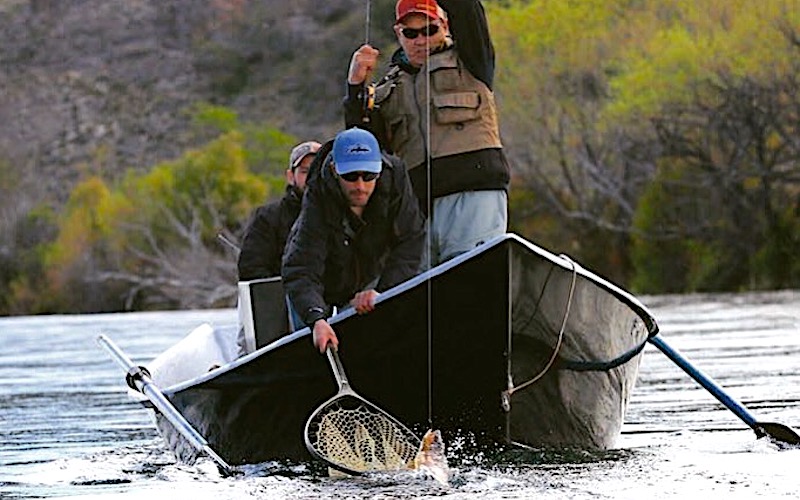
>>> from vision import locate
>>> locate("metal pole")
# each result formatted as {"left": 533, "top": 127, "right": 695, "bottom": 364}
{"left": 97, "top": 334, "right": 236, "bottom": 475}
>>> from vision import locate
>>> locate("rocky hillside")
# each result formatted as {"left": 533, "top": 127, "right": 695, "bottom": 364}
{"left": 0, "top": 0, "right": 396, "bottom": 204}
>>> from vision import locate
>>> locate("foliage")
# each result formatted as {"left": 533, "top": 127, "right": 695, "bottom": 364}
{"left": 752, "top": 203, "right": 800, "bottom": 289}
{"left": 607, "top": 0, "right": 800, "bottom": 119}
{"left": 5, "top": 1, "right": 800, "bottom": 314}
{"left": 1, "top": 207, "right": 58, "bottom": 315}
{"left": 189, "top": 102, "right": 299, "bottom": 177}
{"left": 488, "top": 0, "right": 800, "bottom": 292}
{"left": 12, "top": 129, "right": 284, "bottom": 313}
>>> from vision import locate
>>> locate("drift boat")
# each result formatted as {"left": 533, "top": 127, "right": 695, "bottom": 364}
{"left": 116, "top": 233, "right": 658, "bottom": 466}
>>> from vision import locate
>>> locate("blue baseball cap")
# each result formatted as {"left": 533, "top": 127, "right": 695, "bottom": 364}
{"left": 332, "top": 128, "right": 383, "bottom": 175}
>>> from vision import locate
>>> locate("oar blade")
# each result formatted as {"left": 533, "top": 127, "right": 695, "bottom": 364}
{"left": 756, "top": 422, "right": 800, "bottom": 446}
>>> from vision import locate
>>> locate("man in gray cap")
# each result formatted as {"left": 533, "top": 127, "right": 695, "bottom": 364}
{"left": 237, "top": 140, "right": 321, "bottom": 280}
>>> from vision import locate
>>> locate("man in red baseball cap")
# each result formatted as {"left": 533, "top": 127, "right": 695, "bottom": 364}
{"left": 395, "top": 0, "right": 445, "bottom": 23}
{"left": 344, "top": 0, "right": 510, "bottom": 269}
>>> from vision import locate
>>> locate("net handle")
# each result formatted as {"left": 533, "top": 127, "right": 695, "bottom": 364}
{"left": 327, "top": 347, "right": 350, "bottom": 390}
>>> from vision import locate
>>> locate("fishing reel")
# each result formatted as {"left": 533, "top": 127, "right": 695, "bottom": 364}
{"left": 362, "top": 83, "right": 376, "bottom": 123}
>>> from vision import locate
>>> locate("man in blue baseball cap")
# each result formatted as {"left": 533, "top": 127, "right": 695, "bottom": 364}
{"left": 282, "top": 127, "right": 425, "bottom": 353}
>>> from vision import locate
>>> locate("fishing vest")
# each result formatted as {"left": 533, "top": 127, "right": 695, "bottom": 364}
{"left": 374, "top": 48, "right": 502, "bottom": 170}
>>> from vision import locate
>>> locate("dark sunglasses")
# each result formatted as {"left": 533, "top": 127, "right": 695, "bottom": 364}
{"left": 340, "top": 171, "right": 380, "bottom": 182}
{"left": 400, "top": 24, "right": 440, "bottom": 39}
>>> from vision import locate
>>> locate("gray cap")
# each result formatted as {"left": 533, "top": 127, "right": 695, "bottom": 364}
{"left": 289, "top": 141, "right": 322, "bottom": 170}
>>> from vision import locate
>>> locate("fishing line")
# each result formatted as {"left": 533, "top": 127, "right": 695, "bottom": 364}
{"left": 425, "top": 6, "right": 434, "bottom": 429}
{"left": 365, "top": 0, "right": 370, "bottom": 45}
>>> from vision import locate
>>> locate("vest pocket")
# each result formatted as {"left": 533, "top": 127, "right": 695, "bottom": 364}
{"left": 432, "top": 92, "right": 481, "bottom": 124}
{"left": 388, "top": 115, "right": 409, "bottom": 152}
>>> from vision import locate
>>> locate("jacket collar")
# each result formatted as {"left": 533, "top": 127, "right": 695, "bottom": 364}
{"left": 391, "top": 38, "right": 454, "bottom": 74}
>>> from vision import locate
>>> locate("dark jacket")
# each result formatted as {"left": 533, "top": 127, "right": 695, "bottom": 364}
{"left": 237, "top": 185, "right": 302, "bottom": 281}
{"left": 281, "top": 144, "right": 425, "bottom": 327}
{"left": 344, "top": 0, "right": 510, "bottom": 213}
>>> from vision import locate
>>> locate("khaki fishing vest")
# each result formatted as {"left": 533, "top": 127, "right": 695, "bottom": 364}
{"left": 374, "top": 48, "right": 502, "bottom": 170}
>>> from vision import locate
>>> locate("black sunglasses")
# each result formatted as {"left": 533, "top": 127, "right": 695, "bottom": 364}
{"left": 340, "top": 171, "right": 380, "bottom": 182}
{"left": 400, "top": 24, "right": 440, "bottom": 39}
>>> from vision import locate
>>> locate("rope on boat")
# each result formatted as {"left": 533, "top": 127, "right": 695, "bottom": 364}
{"left": 501, "top": 254, "right": 651, "bottom": 412}
{"left": 557, "top": 338, "right": 648, "bottom": 372}
{"left": 501, "top": 255, "right": 577, "bottom": 407}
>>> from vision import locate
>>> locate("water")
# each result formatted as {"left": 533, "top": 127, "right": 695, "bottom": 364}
{"left": 1, "top": 291, "right": 799, "bottom": 499}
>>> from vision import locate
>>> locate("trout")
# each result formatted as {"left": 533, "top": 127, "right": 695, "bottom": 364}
{"left": 410, "top": 429, "right": 450, "bottom": 485}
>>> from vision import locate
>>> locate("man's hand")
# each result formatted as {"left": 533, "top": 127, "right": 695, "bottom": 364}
{"left": 312, "top": 319, "right": 338, "bottom": 354}
{"left": 348, "top": 44, "right": 380, "bottom": 85}
{"left": 351, "top": 289, "right": 379, "bottom": 315}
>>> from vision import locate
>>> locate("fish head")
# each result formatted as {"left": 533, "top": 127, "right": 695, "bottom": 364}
{"left": 419, "top": 429, "right": 445, "bottom": 456}
{"left": 411, "top": 428, "right": 450, "bottom": 484}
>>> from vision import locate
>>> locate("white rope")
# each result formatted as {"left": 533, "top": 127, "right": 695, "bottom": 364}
{"left": 504, "top": 255, "right": 578, "bottom": 399}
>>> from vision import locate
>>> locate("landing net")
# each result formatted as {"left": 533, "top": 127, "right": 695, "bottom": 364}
{"left": 306, "top": 398, "right": 420, "bottom": 473}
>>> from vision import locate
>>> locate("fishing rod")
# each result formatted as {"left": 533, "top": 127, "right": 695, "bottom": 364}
{"left": 216, "top": 232, "right": 240, "bottom": 256}
{"left": 362, "top": 0, "right": 375, "bottom": 122}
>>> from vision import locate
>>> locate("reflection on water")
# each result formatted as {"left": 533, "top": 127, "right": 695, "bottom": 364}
{"left": 0, "top": 291, "right": 798, "bottom": 499}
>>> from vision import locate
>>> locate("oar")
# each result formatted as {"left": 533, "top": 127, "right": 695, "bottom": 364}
{"left": 649, "top": 334, "right": 800, "bottom": 446}
{"left": 96, "top": 334, "right": 236, "bottom": 475}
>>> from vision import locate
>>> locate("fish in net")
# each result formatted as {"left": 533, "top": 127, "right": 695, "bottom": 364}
{"left": 304, "top": 348, "right": 421, "bottom": 475}
{"left": 307, "top": 397, "right": 420, "bottom": 472}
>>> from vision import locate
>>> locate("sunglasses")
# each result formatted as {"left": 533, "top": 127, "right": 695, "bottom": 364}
{"left": 400, "top": 24, "right": 440, "bottom": 39}
{"left": 340, "top": 171, "right": 380, "bottom": 182}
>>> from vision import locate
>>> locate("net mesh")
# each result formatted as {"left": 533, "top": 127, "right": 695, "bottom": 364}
{"left": 307, "top": 398, "right": 419, "bottom": 473}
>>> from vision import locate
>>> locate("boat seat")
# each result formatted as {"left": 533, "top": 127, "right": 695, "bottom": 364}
{"left": 237, "top": 277, "right": 293, "bottom": 354}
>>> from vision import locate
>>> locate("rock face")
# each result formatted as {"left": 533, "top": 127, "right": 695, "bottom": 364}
{"left": 0, "top": 0, "right": 372, "bottom": 202}
{"left": 1, "top": 1, "right": 203, "bottom": 199}
{"left": 0, "top": 0, "right": 397, "bottom": 312}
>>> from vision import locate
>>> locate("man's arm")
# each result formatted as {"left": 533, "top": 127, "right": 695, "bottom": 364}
{"left": 376, "top": 158, "right": 426, "bottom": 291}
{"left": 281, "top": 187, "right": 330, "bottom": 327}
{"left": 237, "top": 205, "right": 280, "bottom": 281}
{"left": 343, "top": 43, "right": 394, "bottom": 149}
{"left": 343, "top": 83, "right": 391, "bottom": 149}
{"left": 439, "top": 0, "right": 495, "bottom": 89}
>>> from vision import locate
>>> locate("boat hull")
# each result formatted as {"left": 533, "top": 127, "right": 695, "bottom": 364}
{"left": 148, "top": 234, "right": 657, "bottom": 465}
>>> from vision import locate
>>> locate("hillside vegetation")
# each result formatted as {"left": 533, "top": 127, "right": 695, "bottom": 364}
{"left": 1, "top": 0, "right": 798, "bottom": 314}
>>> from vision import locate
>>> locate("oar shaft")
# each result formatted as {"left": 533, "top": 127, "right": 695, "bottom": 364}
{"left": 97, "top": 334, "right": 234, "bottom": 475}
{"left": 648, "top": 335, "right": 758, "bottom": 429}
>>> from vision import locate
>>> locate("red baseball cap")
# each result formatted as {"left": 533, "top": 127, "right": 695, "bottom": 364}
{"left": 395, "top": 0, "right": 443, "bottom": 23}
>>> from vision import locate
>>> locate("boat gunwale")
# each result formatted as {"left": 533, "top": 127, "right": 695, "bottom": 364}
{"left": 160, "top": 233, "right": 659, "bottom": 395}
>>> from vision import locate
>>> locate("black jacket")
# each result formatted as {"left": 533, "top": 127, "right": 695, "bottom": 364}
{"left": 237, "top": 185, "right": 302, "bottom": 281}
{"left": 343, "top": 0, "right": 510, "bottom": 212}
{"left": 281, "top": 143, "right": 425, "bottom": 327}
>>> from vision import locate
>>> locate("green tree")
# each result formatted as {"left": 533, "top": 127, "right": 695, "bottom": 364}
{"left": 489, "top": 0, "right": 800, "bottom": 291}
{"left": 488, "top": 0, "right": 660, "bottom": 282}
{"left": 38, "top": 130, "right": 272, "bottom": 312}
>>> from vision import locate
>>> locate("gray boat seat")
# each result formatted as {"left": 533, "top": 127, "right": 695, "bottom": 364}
{"left": 237, "top": 277, "right": 293, "bottom": 354}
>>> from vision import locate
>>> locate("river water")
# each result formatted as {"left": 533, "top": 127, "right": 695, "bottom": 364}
{"left": 1, "top": 290, "right": 798, "bottom": 499}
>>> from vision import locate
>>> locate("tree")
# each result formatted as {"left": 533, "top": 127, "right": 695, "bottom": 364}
{"left": 39, "top": 130, "right": 273, "bottom": 312}
{"left": 488, "top": 0, "right": 661, "bottom": 281}
{"left": 489, "top": 0, "right": 800, "bottom": 291}
{"left": 623, "top": 2, "right": 800, "bottom": 291}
